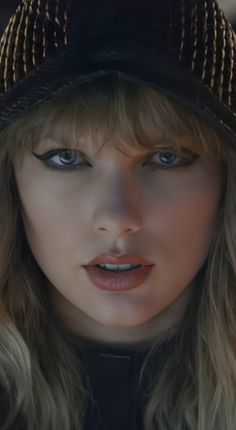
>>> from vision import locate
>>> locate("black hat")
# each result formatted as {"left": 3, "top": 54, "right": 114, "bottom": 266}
{"left": 0, "top": 0, "right": 236, "bottom": 145}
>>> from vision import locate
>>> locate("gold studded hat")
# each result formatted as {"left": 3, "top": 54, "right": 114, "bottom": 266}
{"left": 0, "top": 0, "right": 236, "bottom": 144}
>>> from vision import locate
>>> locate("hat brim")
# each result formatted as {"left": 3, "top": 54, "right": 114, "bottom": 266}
{"left": 0, "top": 42, "right": 235, "bottom": 146}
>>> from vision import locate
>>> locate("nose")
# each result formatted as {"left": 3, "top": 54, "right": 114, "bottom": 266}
{"left": 93, "top": 174, "right": 142, "bottom": 237}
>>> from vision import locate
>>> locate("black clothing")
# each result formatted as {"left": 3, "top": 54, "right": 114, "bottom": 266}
{"left": 81, "top": 348, "right": 148, "bottom": 430}
{"left": 80, "top": 338, "right": 176, "bottom": 430}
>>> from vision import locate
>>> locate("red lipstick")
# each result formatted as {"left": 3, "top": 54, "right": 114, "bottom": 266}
{"left": 83, "top": 253, "right": 155, "bottom": 292}
{"left": 84, "top": 253, "right": 154, "bottom": 266}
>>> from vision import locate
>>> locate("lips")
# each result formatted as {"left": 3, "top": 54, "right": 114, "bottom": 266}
{"left": 83, "top": 265, "right": 154, "bottom": 291}
{"left": 83, "top": 252, "right": 155, "bottom": 291}
{"left": 84, "top": 253, "right": 154, "bottom": 267}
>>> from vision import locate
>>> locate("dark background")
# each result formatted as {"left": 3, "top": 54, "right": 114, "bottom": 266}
{"left": 0, "top": 1, "right": 235, "bottom": 36}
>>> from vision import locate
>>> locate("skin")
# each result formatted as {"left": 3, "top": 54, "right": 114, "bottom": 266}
{"left": 13, "top": 134, "right": 224, "bottom": 349}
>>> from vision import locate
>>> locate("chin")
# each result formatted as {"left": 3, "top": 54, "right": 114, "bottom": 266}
{"left": 96, "top": 313, "right": 153, "bottom": 328}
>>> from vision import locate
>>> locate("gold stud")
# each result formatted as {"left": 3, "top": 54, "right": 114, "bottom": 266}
{"left": 23, "top": 3, "right": 31, "bottom": 75}
{"left": 55, "top": 0, "right": 61, "bottom": 26}
{"left": 0, "top": 16, "right": 12, "bottom": 69}
{"left": 210, "top": 0, "right": 217, "bottom": 89}
{"left": 30, "top": 0, "right": 37, "bottom": 67}
{"left": 191, "top": 0, "right": 198, "bottom": 72}
{"left": 46, "top": 0, "right": 50, "bottom": 21}
{"left": 54, "top": 0, "right": 60, "bottom": 48}
{"left": 42, "top": 1, "right": 48, "bottom": 58}
{"left": 13, "top": 3, "right": 26, "bottom": 83}
{"left": 5, "top": 5, "right": 21, "bottom": 90}
{"left": 0, "top": 15, "right": 13, "bottom": 92}
{"left": 29, "top": 0, "right": 34, "bottom": 14}
{"left": 218, "top": 9, "right": 226, "bottom": 102}
{"left": 179, "top": 0, "right": 185, "bottom": 62}
{"left": 32, "top": 0, "right": 42, "bottom": 67}
{"left": 64, "top": 0, "right": 71, "bottom": 46}
{"left": 226, "top": 23, "right": 235, "bottom": 107}
{"left": 202, "top": 0, "right": 209, "bottom": 81}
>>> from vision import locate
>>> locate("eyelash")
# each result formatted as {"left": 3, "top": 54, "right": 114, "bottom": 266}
{"left": 32, "top": 148, "right": 199, "bottom": 172}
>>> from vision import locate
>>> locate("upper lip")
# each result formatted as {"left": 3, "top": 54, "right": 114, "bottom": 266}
{"left": 84, "top": 253, "right": 155, "bottom": 266}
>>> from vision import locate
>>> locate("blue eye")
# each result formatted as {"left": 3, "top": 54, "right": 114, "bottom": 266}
{"left": 32, "top": 148, "right": 198, "bottom": 172}
{"left": 57, "top": 150, "right": 77, "bottom": 165}
{"left": 158, "top": 152, "right": 177, "bottom": 165}
{"left": 32, "top": 149, "right": 89, "bottom": 171}
{"left": 53, "top": 150, "right": 82, "bottom": 166}
{"left": 147, "top": 151, "right": 198, "bottom": 169}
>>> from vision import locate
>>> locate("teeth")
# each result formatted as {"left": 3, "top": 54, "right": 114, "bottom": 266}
{"left": 97, "top": 263, "right": 140, "bottom": 271}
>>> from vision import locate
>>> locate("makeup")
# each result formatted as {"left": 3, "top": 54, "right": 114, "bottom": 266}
{"left": 83, "top": 265, "right": 154, "bottom": 291}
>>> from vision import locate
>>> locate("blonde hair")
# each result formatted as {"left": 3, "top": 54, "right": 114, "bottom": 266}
{"left": 0, "top": 75, "right": 235, "bottom": 429}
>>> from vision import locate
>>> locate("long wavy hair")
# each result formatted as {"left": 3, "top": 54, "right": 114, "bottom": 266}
{"left": 0, "top": 75, "right": 235, "bottom": 430}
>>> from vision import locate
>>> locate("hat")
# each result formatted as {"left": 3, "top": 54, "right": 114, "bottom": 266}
{"left": 0, "top": 0, "right": 235, "bottom": 145}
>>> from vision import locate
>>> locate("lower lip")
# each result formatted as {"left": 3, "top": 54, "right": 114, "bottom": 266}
{"left": 83, "top": 265, "right": 154, "bottom": 291}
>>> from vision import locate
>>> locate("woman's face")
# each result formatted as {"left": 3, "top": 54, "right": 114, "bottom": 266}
{"left": 13, "top": 127, "right": 224, "bottom": 348}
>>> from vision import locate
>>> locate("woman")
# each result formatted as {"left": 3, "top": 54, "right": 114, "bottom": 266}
{"left": 0, "top": 0, "right": 235, "bottom": 429}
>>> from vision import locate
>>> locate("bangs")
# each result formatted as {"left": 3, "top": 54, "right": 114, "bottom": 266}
{"left": 3, "top": 75, "right": 226, "bottom": 163}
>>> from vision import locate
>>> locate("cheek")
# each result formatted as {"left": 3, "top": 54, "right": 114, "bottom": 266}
{"left": 17, "top": 181, "right": 83, "bottom": 273}
{"left": 160, "top": 198, "right": 217, "bottom": 257}
{"left": 147, "top": 170, "right": 222, "bottom": 271}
